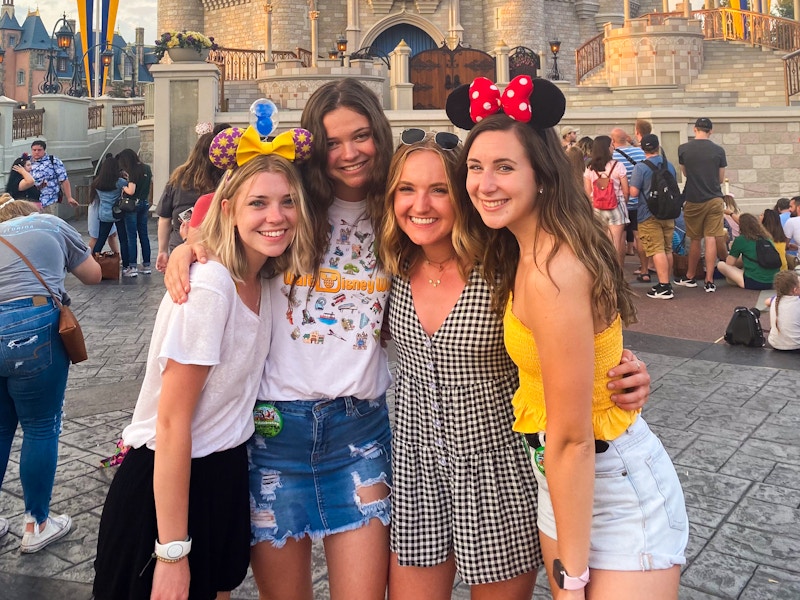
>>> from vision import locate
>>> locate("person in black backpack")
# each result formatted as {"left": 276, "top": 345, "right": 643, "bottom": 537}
{"left": 716, "top": 213, "right": 780, "bottom": 290}
{"left": 629, "top": 135, "right": 679, "bottom": 300}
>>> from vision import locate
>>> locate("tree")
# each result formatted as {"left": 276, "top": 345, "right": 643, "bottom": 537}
{"left": 773, "top": 0, "right": 794, "bottom": 18}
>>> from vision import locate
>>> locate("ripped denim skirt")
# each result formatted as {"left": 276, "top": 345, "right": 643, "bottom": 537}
{"left": 247, "top": 395, "right": 393, "bottom": 547}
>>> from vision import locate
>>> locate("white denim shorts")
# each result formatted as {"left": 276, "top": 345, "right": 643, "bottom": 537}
{"left": 532, "top": 417, "right": 688, "bottom": 571}
{"left": 87, "top": 202, "right": 116, "bottom": 239}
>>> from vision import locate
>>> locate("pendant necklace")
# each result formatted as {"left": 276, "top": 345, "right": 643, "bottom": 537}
{"left": 424, "top": 255, "right": 455, "bottom": 288}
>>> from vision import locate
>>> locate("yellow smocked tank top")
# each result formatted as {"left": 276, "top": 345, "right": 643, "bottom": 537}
{"left": 503, "top": 295, "right": 639, "bottom": 440}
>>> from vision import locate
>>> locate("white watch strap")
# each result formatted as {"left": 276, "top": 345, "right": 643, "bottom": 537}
{"left": 154, "top": 537, "right": 192, "bottom": 561}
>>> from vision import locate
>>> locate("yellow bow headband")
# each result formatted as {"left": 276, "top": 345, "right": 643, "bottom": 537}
{"left": 236, "top": 126, "right": 313, "bottom": 167}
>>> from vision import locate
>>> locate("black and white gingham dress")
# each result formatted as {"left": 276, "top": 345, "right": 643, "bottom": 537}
{"left": 389, "top": 268, "right": 543, "bottom": 585}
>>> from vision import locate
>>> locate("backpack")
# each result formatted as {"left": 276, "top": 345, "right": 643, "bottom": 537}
{"left": 49, "top": 154, "right": 64, "bottom": 203}
{"left": 592, "top": 161, "right": 618, "bottom": 210}
{"left": 724, "top": 306, "right": 765, "bottom": 347}
{"left": 754, "top": 238, "right": 781, "bottom": 269}
{"left": 643, "top": 153, "right": 682, "bottom": 220}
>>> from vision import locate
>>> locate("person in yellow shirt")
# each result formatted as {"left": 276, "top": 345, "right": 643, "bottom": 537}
{"left": 448, "top": 76, "right": 688, "bottom": 599}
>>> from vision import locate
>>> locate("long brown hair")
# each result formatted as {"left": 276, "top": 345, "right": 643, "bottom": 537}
{"left": 761, "top": 209, "right": 786, "bottom": 243}
{"left": 299, "top": 78, "right": 394, "bottom": 273}
{"left": 457, "top": 115, "right": 636, "bottom": 326}
{"left": 738, "top": 213, "right": 772, "bottom": 241}
{"left": 588, "top": 134, "right": 613, "bottom": 173}
{"left": 378, "top": 140, "right": 482, "bottom": 281}
{"left": 167, "top": 132, "right": 223, "bottom": 193}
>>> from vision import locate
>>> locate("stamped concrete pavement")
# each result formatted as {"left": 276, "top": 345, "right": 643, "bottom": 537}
{"left": 1, "top": 222, "right": 799, "bottom": 600}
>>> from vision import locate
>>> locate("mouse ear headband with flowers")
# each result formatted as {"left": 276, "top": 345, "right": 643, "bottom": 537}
{"left": 208, "top": 99, "right": 313, "bottom": 171}
{"left": 445, "top": 75, "right": 566, "bottom": 133}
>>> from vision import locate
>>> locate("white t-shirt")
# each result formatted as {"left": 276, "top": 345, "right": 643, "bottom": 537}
{"left": 260, "top": 198, "right": 392, "bottom": 401}
{"left": 783, "top": 216, "right": 800, "bottom": 256}
{"left": 123, "top": 261, "right": 271, "bottom": 457}
{"left": 768, "top": 295, "right": 800, "bottom": 351}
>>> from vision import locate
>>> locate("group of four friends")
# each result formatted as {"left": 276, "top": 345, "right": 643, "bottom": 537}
{"left": 93, "top": 76, "right": 688, "bottom": 600}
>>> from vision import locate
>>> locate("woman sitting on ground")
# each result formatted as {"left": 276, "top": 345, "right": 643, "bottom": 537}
{"left": 716, "top": 213, "right": 780, "bottom": 290}
{"left": 761, "top": 208, "right": 788, "bottom": 270}
{"left": 765, "top": 271, "right": 800, "bottom": 351}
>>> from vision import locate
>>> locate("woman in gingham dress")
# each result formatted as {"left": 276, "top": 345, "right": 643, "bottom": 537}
{"left": 378, "top": 135, "right": 651, "bottom": 599}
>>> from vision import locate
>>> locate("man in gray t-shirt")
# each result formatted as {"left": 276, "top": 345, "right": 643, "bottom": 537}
{"left": 675, "top": 117, "right": 727, "bottom": 293}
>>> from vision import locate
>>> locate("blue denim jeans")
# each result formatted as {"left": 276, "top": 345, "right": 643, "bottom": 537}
{"left": 124, "top": 201, "right": 151, "bottom": 267}
{"left": 0, "top": 297, "right": 69, "bottom": 524}
{"left": 95, "top": 219, "right": 130, "bottom": 268}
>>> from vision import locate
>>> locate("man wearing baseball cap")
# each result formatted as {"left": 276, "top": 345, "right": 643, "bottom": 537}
{"left": 675, "top": 117, "right": 727, "bottom": 293}
{"left": 561, "top": 125, "right": 579, "bottom": 149}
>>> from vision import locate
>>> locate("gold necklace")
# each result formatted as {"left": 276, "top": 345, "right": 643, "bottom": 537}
{"left": 423, "top": 255, "right": 455, "bottom": 288}
{"left": 236, "top": 277, "right": 262, "bottom": 312}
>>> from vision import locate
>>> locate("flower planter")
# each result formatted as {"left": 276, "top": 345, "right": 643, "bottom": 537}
{"left": 167, "top": 47, "right": 210, "bottom": 62}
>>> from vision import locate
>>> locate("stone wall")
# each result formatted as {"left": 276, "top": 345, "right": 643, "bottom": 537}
{"left": 561, "top": 108, "right": 800, "bottom": 206}
{"left": 604, "top": 17, "right": 704, "bottom": 88}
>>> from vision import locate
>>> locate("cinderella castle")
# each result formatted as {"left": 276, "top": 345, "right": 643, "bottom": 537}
{"left": 149, "top": 0, "right": 798, "bottom": 204}
{"left": 157, "top": 0, "right": 663, "bottom": 85}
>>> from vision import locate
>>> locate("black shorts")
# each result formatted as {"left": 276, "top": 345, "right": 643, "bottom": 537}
{"left": 93, "top": 444, "right": 250, "bottom": 600}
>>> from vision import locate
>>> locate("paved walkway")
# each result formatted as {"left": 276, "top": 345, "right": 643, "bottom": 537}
{"left": 1, "top": 223, "right": 799, "bottom": 600}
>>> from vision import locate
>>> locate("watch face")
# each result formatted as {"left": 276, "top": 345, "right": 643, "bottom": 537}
{"left": 553, "top": 558, "right": 566, "bottom": 589}
{"left": 166, "top": 543, "right": 185, "bottom": 559}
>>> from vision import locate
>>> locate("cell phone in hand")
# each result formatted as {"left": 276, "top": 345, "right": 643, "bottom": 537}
{"left": 178, "top": 207, "right": 194, "bottom": 224}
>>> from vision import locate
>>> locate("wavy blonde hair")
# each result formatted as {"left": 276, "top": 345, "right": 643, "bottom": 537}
{"left": 378, "top": 139, "right": 483, "bottom": 280}
{"left": 0, "top": 195, "right": 38, "bottom": 223}
{"left": 457, "top": 115, "right": 636, "bottom": 326}
{"left": 199, "top": 155, "right": 315, "bottom": 282}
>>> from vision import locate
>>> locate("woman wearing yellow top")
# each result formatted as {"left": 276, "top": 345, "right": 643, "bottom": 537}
{"left": 447, "top": 77, "right": 687, "bottom": 599}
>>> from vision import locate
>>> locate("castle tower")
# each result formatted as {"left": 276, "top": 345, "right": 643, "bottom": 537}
{"left": 1, "top": 0, "right": 13, "bottom": 20}
{"left": 158, "top": 0, "right": 204, "bottom": 36}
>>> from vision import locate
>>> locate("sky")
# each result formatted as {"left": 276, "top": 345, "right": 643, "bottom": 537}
{"left": 33, "top": 0, "right": 158, "bottom": 46}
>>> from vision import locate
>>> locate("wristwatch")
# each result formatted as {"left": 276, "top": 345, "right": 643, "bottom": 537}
{"left": 154, "top": 537, "right": 192, "bottom": 562}
{"left": 553, "top": 558, "right": 590, "bottom": 590}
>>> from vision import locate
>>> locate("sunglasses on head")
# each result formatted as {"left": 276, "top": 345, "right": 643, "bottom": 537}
{"left": 400, "top": 128, "right": 460, "bottom": 150}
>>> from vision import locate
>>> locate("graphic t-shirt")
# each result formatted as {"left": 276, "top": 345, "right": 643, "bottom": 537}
{"left": 260, "top": 198, "right": 392, "bottom": 401}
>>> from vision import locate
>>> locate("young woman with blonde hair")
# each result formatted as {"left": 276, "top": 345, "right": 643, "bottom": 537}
{"left": 94, "top": 149, "right": 314, "bottom": 600}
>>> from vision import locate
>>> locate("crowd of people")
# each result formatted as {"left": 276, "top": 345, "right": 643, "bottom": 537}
{"left": 3, "top": 73, "right": 798, "bottom": 599}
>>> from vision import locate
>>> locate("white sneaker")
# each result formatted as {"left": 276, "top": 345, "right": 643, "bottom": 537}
{"left": 0, "top": 517, "right": 8, "bottom": 538}
{"left": 20, "top": 514, "right": 72, "bottom": 553}
{"left": 139, "top": 264, "right": 152, "bottom": 274}
{"left": 123, "top": 267, "right": 138, "bottom": 278}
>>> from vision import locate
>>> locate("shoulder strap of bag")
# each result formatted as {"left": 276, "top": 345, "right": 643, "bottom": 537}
{"left": 0, "top": 236, "right": 63, "bottom": 309}
{"left": 615, "top": 149, "right": 637, "bottom": 165}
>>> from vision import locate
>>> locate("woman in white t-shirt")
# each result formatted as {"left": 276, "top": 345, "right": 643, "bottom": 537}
{"left": 584, "top": 134, "right": 629, "bottom": 267}
{"left": 767, "top": 270, "right": 800, "bottom": 351}
{"left": 94, "top": 150, "right": 314, "bottom": 600}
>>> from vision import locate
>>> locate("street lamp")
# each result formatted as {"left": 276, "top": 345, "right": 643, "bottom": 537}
{"left": 336, "top": 33, "right": 347, "bottom": 64}
{"left": 74, "top": 43, "right": 138, "bottom": 97}
{"left": 547, "top": 40, "right": 562, "bottom": 81}
{"left": 40, "top": 12, "right": 75, "bottom": 94}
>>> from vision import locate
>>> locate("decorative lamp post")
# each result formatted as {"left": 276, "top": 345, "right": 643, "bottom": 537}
{"left": 40, "top": 13, "right": 76, "bottom": 94}
{"left": 547, "top": 40, "right": 562, "bottom": 81}
{"left": 336, "top": 33, "right": 348, "bottom": 65}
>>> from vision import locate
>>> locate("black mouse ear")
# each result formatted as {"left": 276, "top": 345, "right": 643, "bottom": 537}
{"left": 445, "top": 83, "right": 475, "bottom": 131}
{"left": 528, "top": 78, "right": 566, "bottom": 130}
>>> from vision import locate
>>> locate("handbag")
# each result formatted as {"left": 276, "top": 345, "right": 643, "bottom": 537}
{"left": 0, "top": 237, "right": 88, "bottom": 364}
{"left": 94, "top": 251, "right": 121, "bottom": 280}
{"left": 119, "top": 194, "right": 137, "bottom": 213}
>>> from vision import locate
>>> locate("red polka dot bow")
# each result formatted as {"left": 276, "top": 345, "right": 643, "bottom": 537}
{"left": 469, "top": 76, "right": 533, "bottom": 124}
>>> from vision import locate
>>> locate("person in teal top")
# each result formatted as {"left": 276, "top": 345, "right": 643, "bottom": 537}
{"left": 717, "top": 213, "right": 780, "bottom": 290}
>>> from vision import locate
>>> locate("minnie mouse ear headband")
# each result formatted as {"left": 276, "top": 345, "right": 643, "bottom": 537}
{"left": 207, "top": 99, "right": 313, "bottom": 170}
{"left": 445, "top": 75, "right": 566, "bottom": 132}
